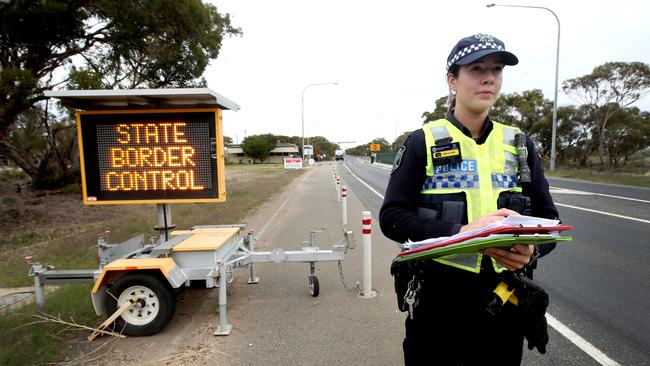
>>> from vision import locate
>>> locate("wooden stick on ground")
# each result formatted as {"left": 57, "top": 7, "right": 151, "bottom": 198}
{"left": 24, "top": 313, "right": 126, "bottom": 339}
{"left": 88, "top": 295, "right": 138, "bottom": 342}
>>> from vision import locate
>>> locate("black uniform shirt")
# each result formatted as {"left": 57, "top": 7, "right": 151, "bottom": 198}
{"left": 379, "top": 112, "right": 559, "bottom": 257}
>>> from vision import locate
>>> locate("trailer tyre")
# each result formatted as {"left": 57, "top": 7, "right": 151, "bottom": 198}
{"left": 105, "top": 273, "right": 175, "bottom": 336}
{"left": 309, "top": 275, "right": 320, "bottom": 297}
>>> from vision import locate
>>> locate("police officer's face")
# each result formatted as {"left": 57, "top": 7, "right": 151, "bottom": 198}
{"left": 448, "top": 54, "right": 504, "bottom": 115}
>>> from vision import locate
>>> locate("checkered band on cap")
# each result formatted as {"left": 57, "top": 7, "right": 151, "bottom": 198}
{"left": 447, "top": 42, "right": 505, "bottom": 70}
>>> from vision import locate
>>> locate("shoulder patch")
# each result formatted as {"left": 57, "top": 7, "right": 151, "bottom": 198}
{"left": 391, "top": 145, "right": 406, "bottom": 175}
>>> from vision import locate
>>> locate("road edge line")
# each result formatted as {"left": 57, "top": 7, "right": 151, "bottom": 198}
{"left": 547, "top": 314, "right": 621, "bottom": 366}
{"left": 550, "top": 186, "right": 650, "bottom": 204}
{"left": 343, "top": 163, "right": 385, "bottom": 200}
{"left": 555, "top": 203, "right": 650, "bottom": 224}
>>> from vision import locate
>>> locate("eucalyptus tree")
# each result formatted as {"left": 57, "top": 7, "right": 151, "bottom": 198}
{"left": 562, "top": 62, "right": 650, "bottom": 165}
{"left": 0, "top": 0, "right": 241, "bottom": 184}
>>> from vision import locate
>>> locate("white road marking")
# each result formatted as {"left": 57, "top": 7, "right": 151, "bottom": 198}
{"left": 550, "top": 186, "right": 650, "bottom": 204}
{"left": 369, "top": 164, "right": 392, "bottom": 171}
{"left": 550, "top": 187, "right": 593, "bottom": 195}
{"left": 550, "top": 177, "right": 650, "bottom": 191}
{"left": 555, "top": 203, "right": 650, "bottom": 224}
{"left": 344, "top": 162, "right": 622, "bottom": 366}
{"left": 343, "top": 163, "right": 384, "bottom": 199}
{"left": 547, "top": 314, "right": 621, "bottom": 366}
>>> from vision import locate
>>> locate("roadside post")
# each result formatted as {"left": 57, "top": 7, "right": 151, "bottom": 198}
{"left": 360, "top": 211, "right": 377, "bottom": 298}
{"left": 336, "top": 178, "right": 341, "bottom": 202}
{"left": 341, "top": 186, "right": 348, "bottom": 226}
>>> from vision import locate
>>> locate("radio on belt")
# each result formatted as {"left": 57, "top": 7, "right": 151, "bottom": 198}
{"left": 431, "top": 137, "right": 462, "bottom": 167}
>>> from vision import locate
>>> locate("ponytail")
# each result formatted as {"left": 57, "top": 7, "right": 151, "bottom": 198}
{"left": 446, "top": 91, "right": 456, "bottom": 113}
{"left": 446, "top": 65, "right": 460, "bottom": 114}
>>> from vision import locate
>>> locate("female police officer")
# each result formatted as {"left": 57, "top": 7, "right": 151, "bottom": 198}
{"left": 379, "top": 33, "right": 559, "bottom": 365}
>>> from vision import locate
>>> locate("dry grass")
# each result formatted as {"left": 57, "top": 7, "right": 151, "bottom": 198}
{"left": 0, "top": 164, "right": 304, "bottom": 366}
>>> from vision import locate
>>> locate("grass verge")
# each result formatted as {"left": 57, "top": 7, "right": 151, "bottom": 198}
{"left": 546, "top": 166, "right": 650, "bottom": 187}
{"left": 0, "top": 164, "right": 304, "bottom": 366}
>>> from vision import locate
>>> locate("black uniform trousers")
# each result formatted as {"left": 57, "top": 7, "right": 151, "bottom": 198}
{"left": 402, "top": 258, "right": 525, "bottom": 366}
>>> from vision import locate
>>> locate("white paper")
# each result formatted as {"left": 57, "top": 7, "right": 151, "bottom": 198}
{"left": 403, "top": 215, "right": 561, "bottom": 250}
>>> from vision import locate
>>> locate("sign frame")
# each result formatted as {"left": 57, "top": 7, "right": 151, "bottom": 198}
{"left": 283, "top": 157, "right": 303, "bottom": 169}
{"left": 76, "top": 108, "right": 226, "bottom": 205}
{"left": 369, "top": 143, "right": 381, "bottom": 152}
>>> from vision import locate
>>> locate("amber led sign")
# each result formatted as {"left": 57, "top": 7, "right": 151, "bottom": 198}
{"left": 77, "top": 109, "right": 224, "bottom": 204}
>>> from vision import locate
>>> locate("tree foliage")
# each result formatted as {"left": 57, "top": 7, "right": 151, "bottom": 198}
{"left": 6, "top": 104, "right": 78, "bottom": 188}
{"left": 371, "top": 137, "right": 391, "bottom": 153}
{"left": 0, "top": 0, "right": 241, "bottom": 187}
{"left": 421, "top": 96, "right": 447, "bottom": 124}
{"left": 603, "top": 106, "right": 650, "bottom": 167}
{"left": 391, "top": 131, "right": 412, "bottom": 152}
{"left": 346, "top": 137, "right": 391, "bottom": 156}
{"left": 562, "top": 62, "right": 650, "bottom": 165}
{"left": 306, "top": 136, "right": 338, "bottom": 158}
{"left": 241, "top": 134, "right": 277, "bottom": 163}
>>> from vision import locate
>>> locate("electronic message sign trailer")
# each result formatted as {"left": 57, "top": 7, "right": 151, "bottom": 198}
{"left": 30, "top": 89, "right": 354, "bottom": 337}
{"left": 78, "top": 109, "right": 225, "bottom": 204}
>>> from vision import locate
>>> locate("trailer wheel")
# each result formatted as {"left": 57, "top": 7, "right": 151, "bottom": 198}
{"left": 105, "top": 273, "right": 175, "bottom": 336}
{"left": 309, "top": 275, "right": 320, "bottom": 297}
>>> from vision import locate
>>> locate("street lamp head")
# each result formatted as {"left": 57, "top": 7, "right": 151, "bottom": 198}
{"left": 486, "top": 3, "right": 495, "bottom": 7}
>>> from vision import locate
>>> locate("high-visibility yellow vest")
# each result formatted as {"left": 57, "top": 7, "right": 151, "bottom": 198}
{"left": 421, "top": 119, "right": 522, "bottom": 273}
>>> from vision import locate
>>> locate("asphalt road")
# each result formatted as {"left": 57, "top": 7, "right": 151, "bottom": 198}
{"left": 339, "top": 156, "right": 650, "bottom": 366}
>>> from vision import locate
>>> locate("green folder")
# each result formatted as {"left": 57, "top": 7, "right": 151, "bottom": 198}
{"left": 397, "top": 235, "right": 572, "bottom": 262}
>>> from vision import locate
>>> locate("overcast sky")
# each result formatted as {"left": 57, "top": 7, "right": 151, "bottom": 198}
{"left": 205, "top": 0, "right": 650, "bottom": 149}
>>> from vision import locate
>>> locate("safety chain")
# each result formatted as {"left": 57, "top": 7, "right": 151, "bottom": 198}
{"left": 338, "top": 261, "right": 361, "bottom": 294}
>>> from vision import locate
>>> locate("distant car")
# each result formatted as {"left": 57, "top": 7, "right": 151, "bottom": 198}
{"left": 335, "top": 149, "right": 344, "bottom": 161}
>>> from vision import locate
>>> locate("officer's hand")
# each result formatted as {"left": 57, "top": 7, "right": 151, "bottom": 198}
{"left": 459, "top": 208, "right": 519, "bottom": 233}
{"left": 483, "top": 244, "right": 534, "bottom": 271}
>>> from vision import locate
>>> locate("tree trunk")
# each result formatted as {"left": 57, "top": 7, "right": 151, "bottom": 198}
{"left": 597, "top": 127, "right": 606, "bottom": 166}
{"left": 578, "top": 155, "right": 588, "bottom": 167}
{"left": 0, "top": 100, "right": 21, "bottom": 145}
{"left": 0, "top": 140, "right": 39, "bottom": 177}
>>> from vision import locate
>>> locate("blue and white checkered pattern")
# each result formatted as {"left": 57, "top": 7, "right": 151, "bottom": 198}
{"left": 447, "top": 42, "right": 505, "bottom": 69}
{"left": 491, "top": 173, "right": 518, "bottom": 188}
{"left": 422, "top": 174, "right": 480, "bottom": 190}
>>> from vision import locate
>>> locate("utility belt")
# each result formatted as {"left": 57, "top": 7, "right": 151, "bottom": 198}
{"left": 390, "top": 254, "right": 495, "bottom": 314}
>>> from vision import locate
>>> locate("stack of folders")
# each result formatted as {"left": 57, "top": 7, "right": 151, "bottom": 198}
{"left": 397, "top": 215, "right": 572, "bottom": 262}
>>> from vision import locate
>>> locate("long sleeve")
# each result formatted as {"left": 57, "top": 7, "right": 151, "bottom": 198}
{"left": 524, "top": 136, "right": 560, "bottom": 258}
{"left": 379, "top": 130, "right": 459, "bottom": 243}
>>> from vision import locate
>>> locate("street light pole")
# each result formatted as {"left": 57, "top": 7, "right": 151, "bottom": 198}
{"left": 486, "top": 3, "right": 560, "bottom": 170}
{"left": 301, "top": 82, "right": 338, "bottom": 163}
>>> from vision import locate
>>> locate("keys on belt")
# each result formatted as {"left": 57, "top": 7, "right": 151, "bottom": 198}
{"left": 404, "top": 276, "right": 421, "bottom": 320}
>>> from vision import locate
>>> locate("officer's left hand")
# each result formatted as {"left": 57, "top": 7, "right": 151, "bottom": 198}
{"left": 483, "top": 244, "right": 534, "bottom": 271}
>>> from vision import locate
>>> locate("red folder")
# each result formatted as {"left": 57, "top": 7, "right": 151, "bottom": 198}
{"left": 398, "top": 225, "right": 572, "bottom": 257}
